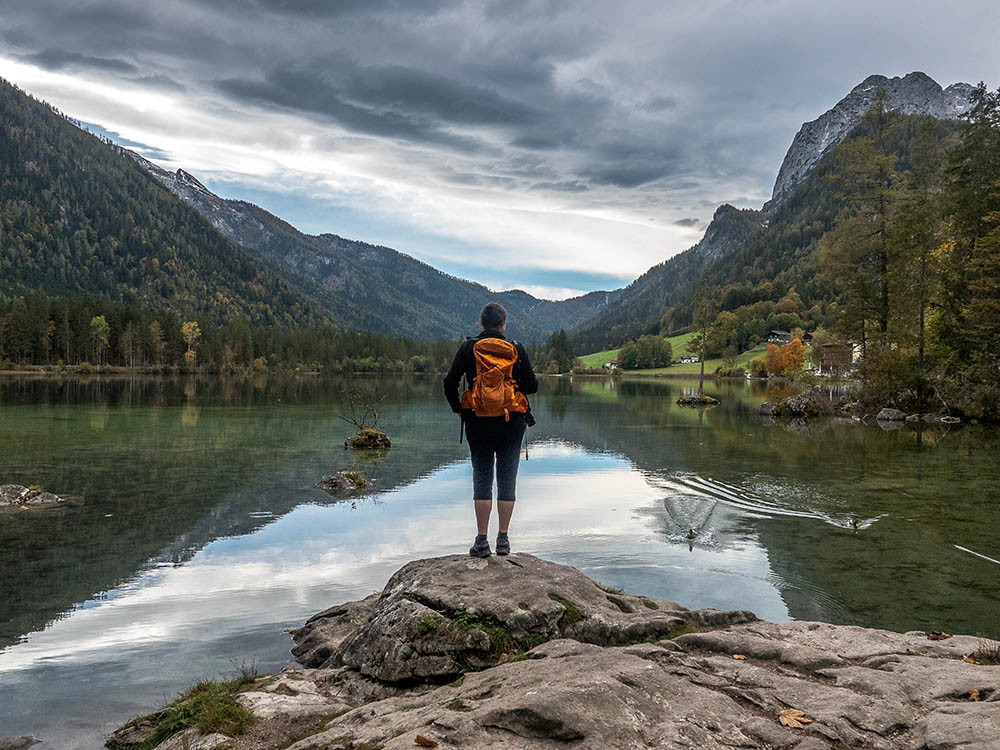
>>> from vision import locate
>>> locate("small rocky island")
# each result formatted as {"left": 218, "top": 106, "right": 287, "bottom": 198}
{"left": 0, "top": 484, "right": 65, "bottom": 512}
{"left": 107, "top": 555, "right": 1000, "bottom": 749}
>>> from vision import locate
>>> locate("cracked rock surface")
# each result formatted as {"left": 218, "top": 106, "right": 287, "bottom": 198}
{"left": 112, "top": 554, "right": 1000, "bottom": 749}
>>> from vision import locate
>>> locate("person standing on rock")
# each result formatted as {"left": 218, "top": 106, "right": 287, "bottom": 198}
{"left": 444, "top": 303, "right": 538, "bottom": 558}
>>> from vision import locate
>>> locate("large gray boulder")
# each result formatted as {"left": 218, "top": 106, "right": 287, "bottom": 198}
{"left": 772, "top": 387, "right": 833, "bottom": 418}
{"left": 293, "top": 554, "right": 754, "bottom": 682}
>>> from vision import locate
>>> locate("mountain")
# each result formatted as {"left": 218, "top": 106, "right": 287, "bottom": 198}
{"left": 0, "top": 78, "right": 326, "bottom": 326}
{"left": 0, "top": 76, "right": 617, "bottom": 343}
{"left": 569, "top": 205, "right": 763, "bottom": 353}
{"left": 127, "top": 152, "right": 621, "bottom": 344}
{"left": 768, "top": 71, "right": 973, "bottom": 207}
{"left": 570, "top": 71, "right": 972, "bottom": 354}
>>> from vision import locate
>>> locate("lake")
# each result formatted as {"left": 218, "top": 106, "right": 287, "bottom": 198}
{"left": 1, "top": 374, "right": 997, "bottom": 747}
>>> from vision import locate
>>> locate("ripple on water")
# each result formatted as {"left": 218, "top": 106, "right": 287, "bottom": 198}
{"left": 660, "top": 472, "right": 884, "bottom": 530}
{"left": 766, "top": 569, "right": 854, "bottom": 624}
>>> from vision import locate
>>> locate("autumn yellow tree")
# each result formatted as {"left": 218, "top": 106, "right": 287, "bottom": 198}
{"left": 89, "top": 315, "right": 109, "bottom": 365}
{"left": 181, "top": 321, "right": 201, "bottom": 369}
{"left": 783, "top": 338, "right": 806, "bottom": 373}
{"left": 766, "top": 338, "right": 805, "bottom": 376}
{"left": 765, "top": 343, "right": 785, "bottom": 375}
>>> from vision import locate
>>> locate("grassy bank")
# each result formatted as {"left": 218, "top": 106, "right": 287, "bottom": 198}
{"left": 578, "top": 334, "right": 766, "bottom": 376}
{"left": 577, "top": 332, "right": 699, "bottom": 369}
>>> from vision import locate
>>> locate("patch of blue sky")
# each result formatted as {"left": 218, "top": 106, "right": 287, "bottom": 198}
{"left": 197, "top": 179, "right": 627, "bottom": 296}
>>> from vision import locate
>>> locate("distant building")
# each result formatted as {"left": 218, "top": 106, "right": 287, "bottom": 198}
{"left": 603, "top": 360, "right": 619, "bottom": 370}
{"left": 819, "top": 343, "right": 853, "bottom": 375}
{"left": 767, "top": 330, "right": 791, "bottom": 344}
{"left": 679, "top": 356, "right": 700, "bottom": 364}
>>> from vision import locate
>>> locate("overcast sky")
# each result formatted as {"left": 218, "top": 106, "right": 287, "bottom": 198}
{"left": 2, "top": 0, "right": 997, "bottom": 299}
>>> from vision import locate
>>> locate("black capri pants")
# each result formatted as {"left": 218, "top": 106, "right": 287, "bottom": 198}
{"left": 464, "top": 412, "right": 526, "bottom": 501}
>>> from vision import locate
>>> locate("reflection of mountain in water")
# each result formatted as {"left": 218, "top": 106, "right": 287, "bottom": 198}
{"left": 0, "top": 376, "right": 467, "bottom": 648}
{"left": 535, "top": 377, "right": 1000, "bottom": 638}
{"left": 2, "top": 375, "right": 997, "bottom": 648}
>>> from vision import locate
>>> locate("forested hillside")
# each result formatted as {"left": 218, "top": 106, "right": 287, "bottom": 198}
{"left": 654, "top": 113, "right": 961, "bottom": 347}
{"left": 572, "top": 114, "right": 961, "bottom": 357}
{"left": 0, "top": 79, "right": 324, "bottom": 326}
{"left": 579, "top": 85, "right": 1000, "bottom": 418}
{"left": 569, "top": 204, "right": 762, "bottom": 353}
{"left": 129, "top": 151, "right": 621, "bottom": 344}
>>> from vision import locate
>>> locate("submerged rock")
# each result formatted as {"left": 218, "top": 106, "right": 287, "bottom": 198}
{"left": 320, "top": 471, "right": 368, "bottom": 496}
{"left": 344, "top": 428, "right": 391, "bottom": 450}
{"left": 0, "top": 484, "right": 65, "bottom": 511}
{"left": 113, "top": 554, "right": 1000, "bottom": 750}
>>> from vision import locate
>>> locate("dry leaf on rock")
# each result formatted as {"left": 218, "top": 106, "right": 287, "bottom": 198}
{"left": 779, "top": 708, "right": 813, "bottom": 729}
{"left": 415, "top": 735, "right": 439, "bottom": 747}
{"left": 732, "top": 654, "right": 747, "bottom": 660}
{"left": 968, "top": 688, "right": 980, "bottom": 702}
{"left": 928, "top": 631, "right": 953, "bottom": 641}
{"left": 962, "top": 654, "right": 978, "bottom": 664}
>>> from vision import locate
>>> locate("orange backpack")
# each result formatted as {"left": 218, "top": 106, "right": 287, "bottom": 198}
{"left": 460, "top": 338, "right": 529, "bottom": 420}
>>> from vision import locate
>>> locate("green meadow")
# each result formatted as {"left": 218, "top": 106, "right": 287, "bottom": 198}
{"left": 578, "top": 332, "right": 767, "bottom": 375}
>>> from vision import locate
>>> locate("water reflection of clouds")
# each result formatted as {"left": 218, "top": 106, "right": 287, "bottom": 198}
{"left": 0, "top": 445, "right": 789, "bottom": 679}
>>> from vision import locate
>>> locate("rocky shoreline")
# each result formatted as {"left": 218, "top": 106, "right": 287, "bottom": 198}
{"left": 760, "top": 387, "right": 967, "bottom": 425}
{"left": 102, "top": 554, "right": 999, "bottom": 750}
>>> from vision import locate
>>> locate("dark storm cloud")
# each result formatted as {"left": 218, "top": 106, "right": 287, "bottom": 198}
{"left": 134, "top": 74, "right": 187, "bottom": 92}
{"left": 579, "top": 139, "right": 685, "bottom": 188}
{"left": 215, "top": 68, "right": 490, "bottom": 152}
{"left": 337, "top": 65, "right": 543, "bottom": 126}
{"left": 4, "top": 0, "right": 998, "bottom": 225}
{"left": 643, "top": 96, "right": 677, "bottom": 112}
{"left": 20, "top": 49, "right": 137, "bottom": 74}
{"left": 195, "top": 0, "right": 451, "bottom": 19}
{"left": 1, "top": 0, "right": 680, "bottom": 192}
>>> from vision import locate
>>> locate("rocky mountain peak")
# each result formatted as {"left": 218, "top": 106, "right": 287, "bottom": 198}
{"left": 768, "top": 71, "right": 974, "bottom": 207}
{"left": 694, "top": 204, "right": 762, "bottom": 262}
{"left": 174, "top": 168, "right": 210, "bottom": 194}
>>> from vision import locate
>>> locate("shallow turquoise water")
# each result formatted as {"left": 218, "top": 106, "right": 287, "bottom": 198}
{"left": 0, "top": 375, "right": 997, "bottom": 747}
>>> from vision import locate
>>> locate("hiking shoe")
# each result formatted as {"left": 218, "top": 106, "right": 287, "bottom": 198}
{"left": 496, "top": 532, "right": 510, "bottom": 556}
{"left": 469, "top": 534, "right": 492, "bottom": 558}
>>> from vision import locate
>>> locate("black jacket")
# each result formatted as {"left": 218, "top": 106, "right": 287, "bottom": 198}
{"left": 443, "top": 330, "right": 538, "bottom": 414}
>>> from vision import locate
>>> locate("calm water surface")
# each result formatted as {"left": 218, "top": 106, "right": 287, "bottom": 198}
{"left": 0, "top": 374, "right": 997, "bottom": 747}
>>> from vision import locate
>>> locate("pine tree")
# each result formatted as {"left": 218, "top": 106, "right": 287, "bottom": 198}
{"left": 820, "top": 91, "right": 901, "bottom": 350}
